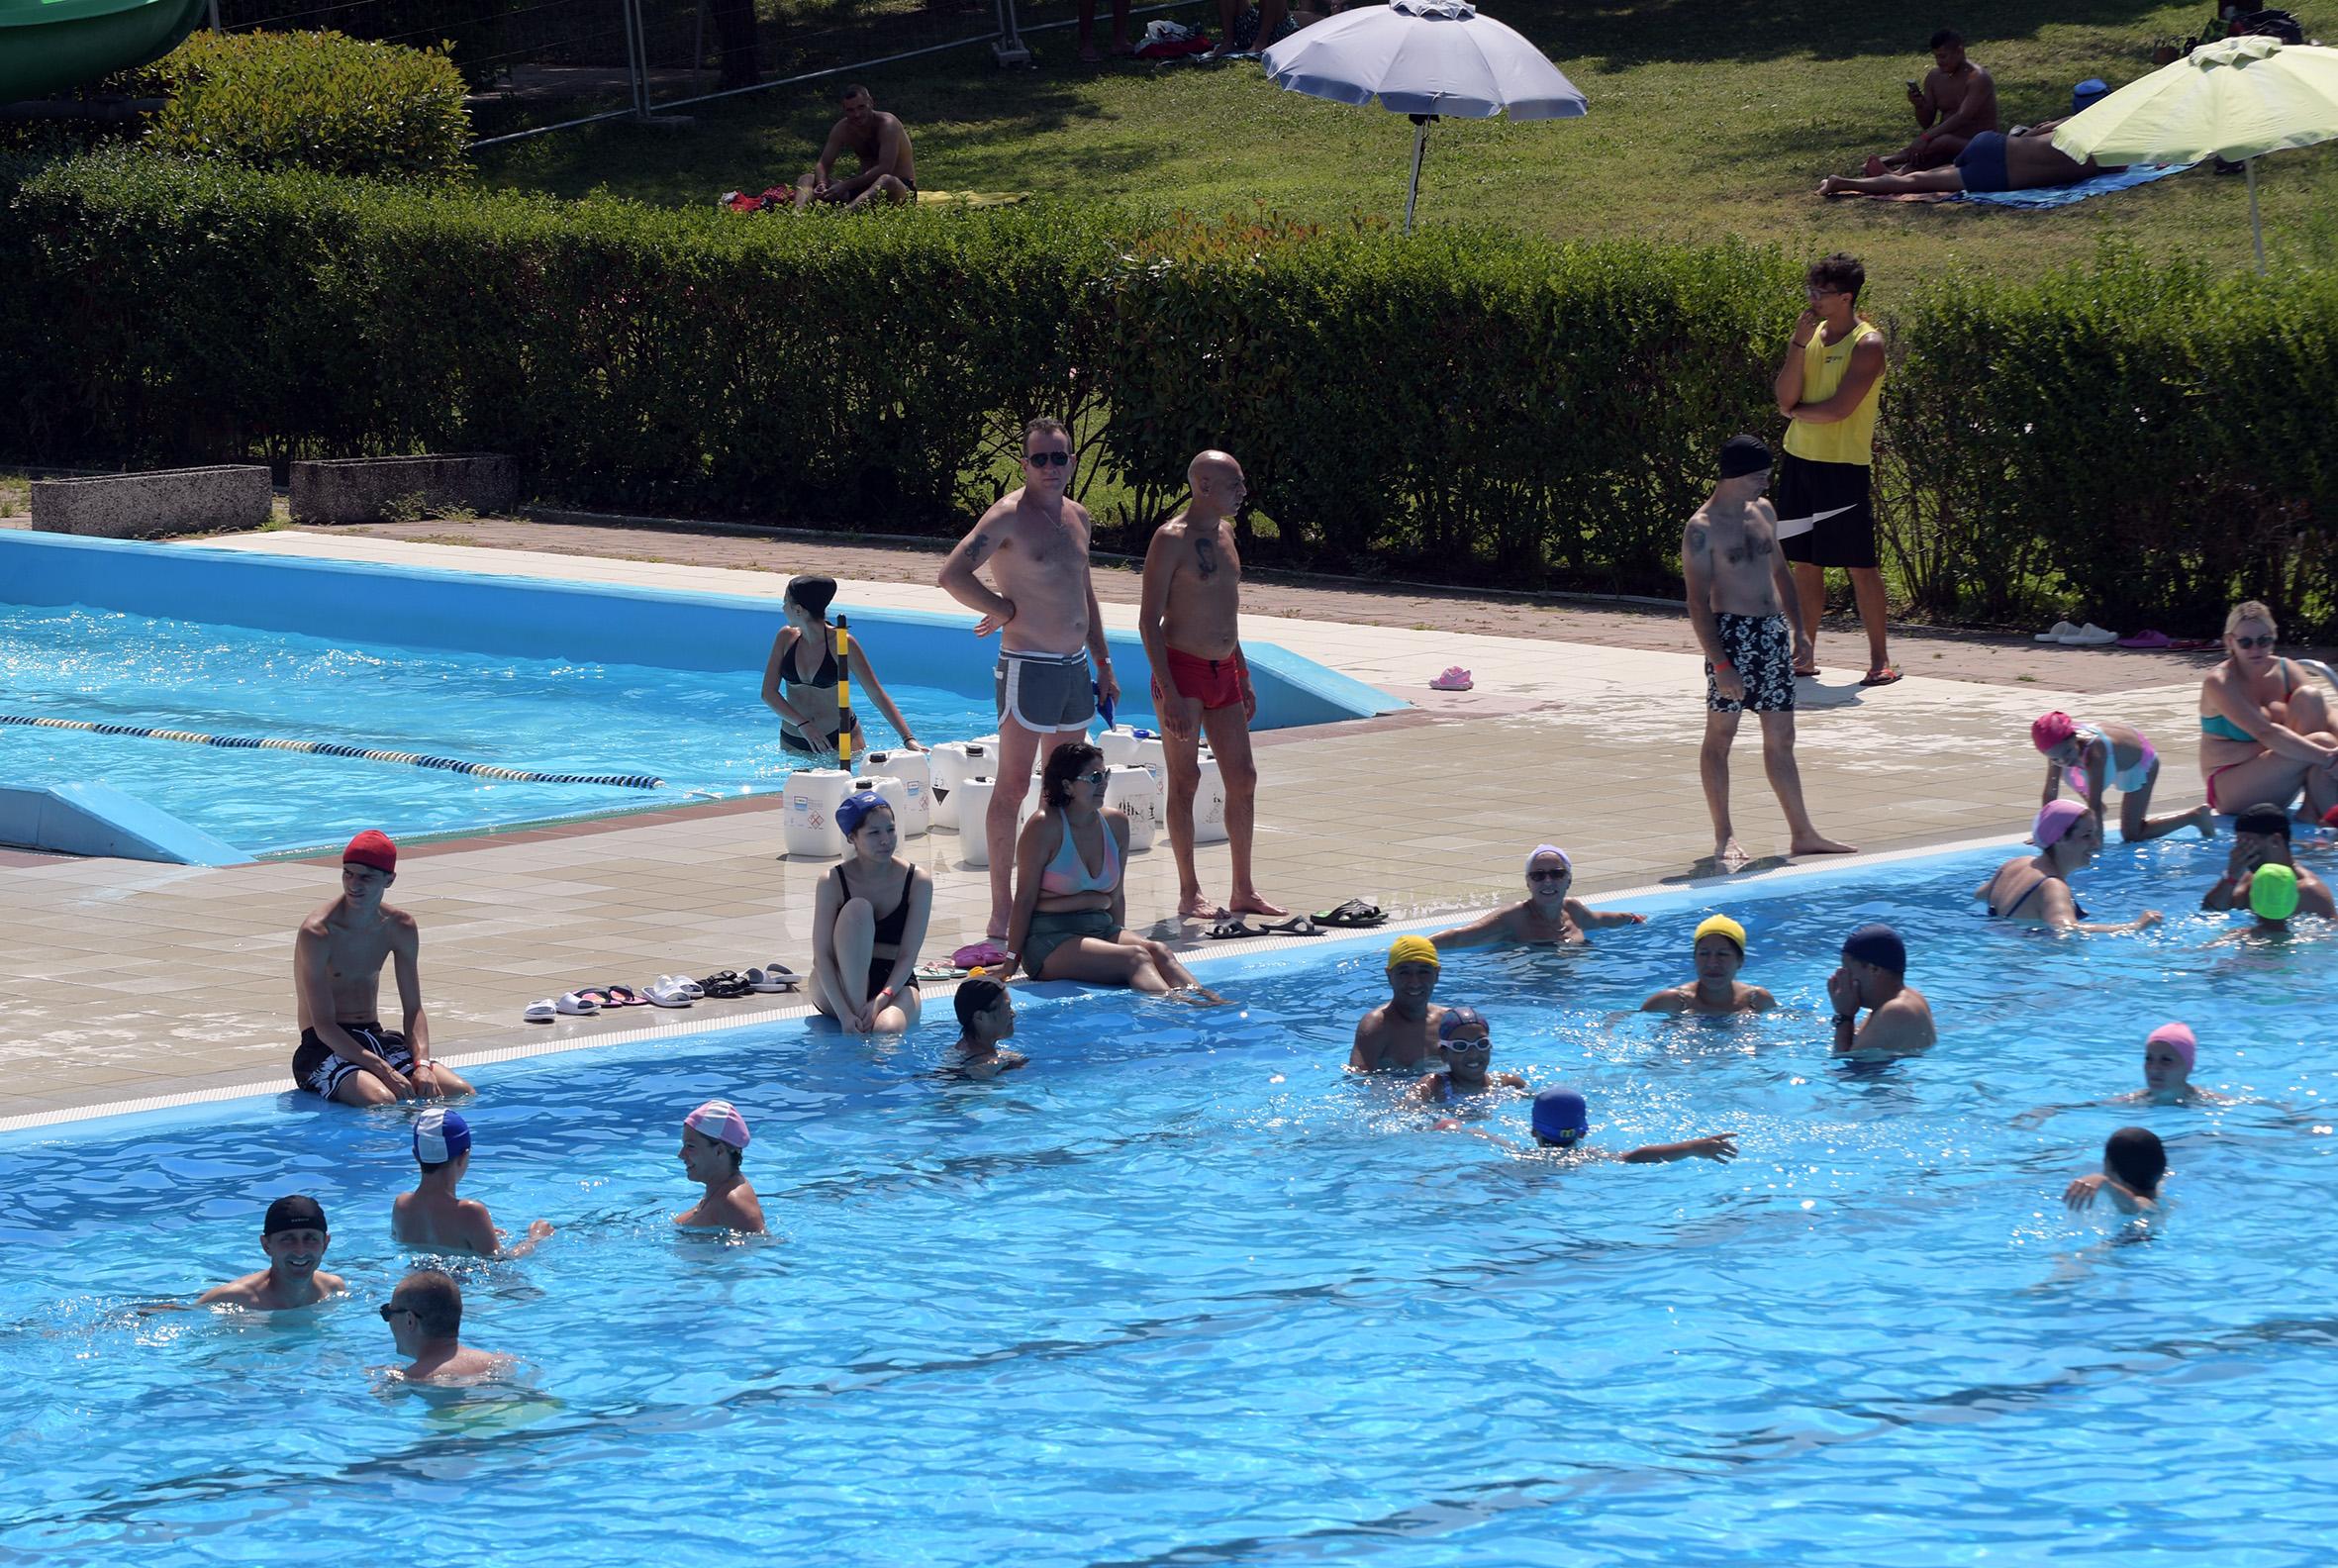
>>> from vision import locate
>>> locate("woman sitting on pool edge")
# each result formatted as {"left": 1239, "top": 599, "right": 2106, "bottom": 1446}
{"left": 811, "top": 792, "right": 931, "bottom": 1033}
{"left": 759, "top": 574, "right": 926, "bottom": 764}
{"left": 2197, "top": 598, "right": 2338, "bottom": 818}
{"left": 1976, "top": 801, "right": 2161, "bottom": 934}
{"left": 1430, "top": 844, "right": 1646, "bottom": 949}
{"left": 1005, "top": 741, "right": 1219, "bottom": 1000}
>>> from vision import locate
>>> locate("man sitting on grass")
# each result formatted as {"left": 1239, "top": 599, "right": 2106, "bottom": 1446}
{"left": 793, "top": 85, "right": 918, "bottom": 211}
{"left": 1820, "top": 119, "right": 2117, "bottom": 199}
{"left": 1873, "top": 29, "right": 1998, "bottom": 172}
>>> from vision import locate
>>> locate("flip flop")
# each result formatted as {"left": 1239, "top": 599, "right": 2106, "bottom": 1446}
{"left": 2035, "top": 621, "right": 2081, "bottom": 642}
{"left": 554, "top": 991, "right": 600, "bottom": 1016}
{"left": 2059, "top": 624, "right": 2119, "bottom": 646}
{"left": 1793, "top": 663, "right": 1820, "bottom": 677}
{"left": 601, "top": 984, "right": 647, "bottom": 1008}
{"left": 1259, "top": 916, "right": 1324, "bottom": 936}
{"left": 1428, "top": 666, "right": 1474, "bottom": 691}
{"left": 572, "top": 988, "right": 615, "bottom": 1009}
{"left": 698, "top": 970, "right": 755, "bottom": 1000}
{"left": 1859, "top": 666, "right": 1904, "bottom": 688}
{"left": 914, "top": 962, "right": 968, "bottom": 983}
{"left": 746, "top": 966, "right": 801, "bottom": 994}
{"left": 1207, "top": 917, "right": 1268, "bottom": 939}
{"left": 2117, "top": 630, "right": 2173, "bottom": 649}
{"left": 523, "top": 998, "right": 556, "bottom": 1024}
{"left": 1313, "top": 898, "right": 1386, "bottom": 928}
{"left": 644, "top": 979, "right": 694, "bottom": 1008}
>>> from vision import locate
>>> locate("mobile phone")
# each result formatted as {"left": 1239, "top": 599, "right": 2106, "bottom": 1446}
{"left": 1904, "top": 78, "right": 1918, "bottom": 92}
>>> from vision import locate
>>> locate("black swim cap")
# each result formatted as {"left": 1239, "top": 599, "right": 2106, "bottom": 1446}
{"left": 1719, "top": 434, "right": 1772, "bottom": 479}
{"left": 785, "top": 575, "right": 837, "bottom": 619}
{"left": 954, "top": 978, "right": 1008, "bottom": 1030}
{"left": 263, "top": 1194, "right": 328, "bottom": 1235}
{"left": 2235, "top": 808, "right": 2291, "bottom": 840}
{"left": 2105, "top": 1126, "right": 2167, "bottom": 1197}
{"left": 1841, "top": 922, "right": 1907, "bottom": 975}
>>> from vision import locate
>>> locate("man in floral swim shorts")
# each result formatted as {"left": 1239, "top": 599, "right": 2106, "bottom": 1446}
{"left": 1682, "top": 436, "right": 1856, "bottom": 869}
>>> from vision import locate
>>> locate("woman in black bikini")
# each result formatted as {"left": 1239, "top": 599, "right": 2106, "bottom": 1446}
{"left": 812, "top": 793, "right": 931, "bottom": 1033}
{"left": 1976, "top": 800, "right": 2160, "bottom": 934}
{"left": 759, "top": 575, "right": 925, "bottom": 764}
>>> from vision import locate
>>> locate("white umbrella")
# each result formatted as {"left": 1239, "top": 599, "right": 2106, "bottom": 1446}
{"left": 1262, "top": 0, "right": 1587, "bottom": 234}
{"left": 2051, "top": 36, "right": 2338, "bottom": 271}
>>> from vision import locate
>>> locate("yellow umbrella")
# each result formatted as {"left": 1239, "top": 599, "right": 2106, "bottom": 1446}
{"left": 2052, "top": 36, "right": 2338, "bottom": 271}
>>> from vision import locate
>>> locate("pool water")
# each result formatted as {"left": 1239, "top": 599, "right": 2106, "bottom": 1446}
{"left": 0, "top": 606, "right": 1133, "bottom": 853}
{"left": 4, "top": 837, "right": 2334, "bottom": 1563}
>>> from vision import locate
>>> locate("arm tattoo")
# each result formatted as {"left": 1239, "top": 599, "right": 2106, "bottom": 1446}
{"left": 964, "top": 532, "right": 995, "bottom": 566}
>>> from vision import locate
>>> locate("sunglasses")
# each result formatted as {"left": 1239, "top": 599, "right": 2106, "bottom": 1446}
{"left": 378, "top": 1303, "right": 415, "bottom": 1322}
{"left": 1025, "top": 450, "right": 1073, "bottom": 468}
{"left": 1526, "top": 868, "right": 1569, "bottom": 882}
{"left": 1076, "top": 768, "right": 1108, "bottom": 786}
{"left": 2233, "top": 634, "right": 2277, "bottom": 649}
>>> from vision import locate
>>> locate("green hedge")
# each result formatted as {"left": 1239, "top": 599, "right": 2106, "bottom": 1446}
{"left": 145, "top": 32, "right": 470, "bottom": 180}
{"left": 5, "top": 149, "right": 2336, "bottom": 633}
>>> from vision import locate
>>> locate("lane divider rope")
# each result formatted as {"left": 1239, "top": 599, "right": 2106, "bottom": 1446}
{"left": 0, "top": 712, "right": 664, "bottom": 790}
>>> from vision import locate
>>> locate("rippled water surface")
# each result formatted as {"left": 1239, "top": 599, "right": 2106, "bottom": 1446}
{"left": 0, "top": 606, "right": 1023, "bottom": 851}
{"left": 3, "top": 839, "right": 2334, "bottom": 1563}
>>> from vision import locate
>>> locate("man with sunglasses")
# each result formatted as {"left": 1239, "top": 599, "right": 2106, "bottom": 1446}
{"left": 940, "top": 418, "right": 1120, "bottom": 938}
{"left": 380, "top": 1269, "right": 509, "bottom": 1384}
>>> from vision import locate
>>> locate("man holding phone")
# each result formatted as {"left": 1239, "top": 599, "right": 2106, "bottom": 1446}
{"left": 1870, "top": 28, "right": 1997, "bottom": 173}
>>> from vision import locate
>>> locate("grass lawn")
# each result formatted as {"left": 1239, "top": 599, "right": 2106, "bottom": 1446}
{"left": 472, "top": 0, "right": 2338, "bottom": 295}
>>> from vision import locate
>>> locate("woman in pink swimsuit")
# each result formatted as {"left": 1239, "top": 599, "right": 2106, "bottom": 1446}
{"left": 2196, "top": 600, "right": 2338, "bottom": 817}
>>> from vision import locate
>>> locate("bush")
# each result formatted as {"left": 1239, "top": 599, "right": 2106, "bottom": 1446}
{"left": 215, "top": 0, "right": 520, "bottom": 90}
{"left": 145, "top": 32, "right": 470, "bottom": 181}
{"left": 4, "top": 150, "right": 2334, "bottom": 631}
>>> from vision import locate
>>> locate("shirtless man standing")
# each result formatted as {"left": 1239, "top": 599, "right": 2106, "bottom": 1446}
{"left": 939, "top": 418, "right": 1120, "bottom": 937}
{"left": 198, "top": 1194, "right": 345, "bottom": 1312}
{"left": 1874, "top": 29, "right": 1997, "bottom": 172}
{"left": 1137, "top": 449, "right": 1281, "bottom": 921}
{"left": 290, "top": 831, "right": 473, "bottom": 1107}
{"left": 792, "top": 84, "right": 918, "bottom": 210}
{"left": 1684, "top": 436, "right": 1854, "bottom": 869}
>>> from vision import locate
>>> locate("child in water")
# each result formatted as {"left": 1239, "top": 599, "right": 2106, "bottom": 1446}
{"left": 676, "top": 1100, "right": 766, "bottom": 1233}
{"left": 947, "top": 978, "right": 1028, "bottom": 1079}
{"left": 1414, "top": 1007, "right": 1528, "bottom": 1108}
{"left": 2065, "top": 1126, "right": 2166, "bottom": 1216}
{"left": 1522, "top": 1087, "right": 1738, "bottom": 1164}
{"left": 2030, "top": 711, "right": 2213, "bottom": 842}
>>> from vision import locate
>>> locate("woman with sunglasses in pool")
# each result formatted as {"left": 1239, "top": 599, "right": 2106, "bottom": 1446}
{"left": 2197, "top": 599, "right": 2338, "bottom": 818}
{"left": 1005, "top": 741, "right": 1219, "bottom": 1000}
{"left": 1428, "top": 844, "right": 1646, "bottom": 950}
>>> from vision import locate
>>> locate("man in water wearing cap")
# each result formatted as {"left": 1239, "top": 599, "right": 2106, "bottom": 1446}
{"left": 392, "top": 1108, "right": 555, "bottom": 1258}
{"left": 199, "top": 1195, "right": 346, "bottom": 1311}
{"left": 1137, "top": 448, "right": 1284, "bottom": 924}
{"left": 1683, "top": 435, "right": 1854, "bottom": 871}
{"left": 1641, "top": 915, "right": 1777, "bottom": 1016}
{"left": 1520, "top": 1088, "right": 1738, "bottom": 1164}
{"left": 1413, "top": 1007, "right": 1527, "bottom": 1109}
{"left": 1827, "top": 923, "right": 1935, "bottom": 1057}
{"left": 1350, "top": 935, "right": 1449, "bottom": 1072}
{"left": 380, "top": 1268, "right": 511, "bottom": 1384}
{"left": 938, "top": 416, "right": 1121, "bottom": 940}
{"left": 1430, "top": 845, "right": 1646, "bottom": 949}
{"left": 676, "top": 1099, "right": 767, "bottom": 1232}
{"left": 290, "top": 831, "right": 472, "bottom": 1107}
{"left": 947, "top": 978, "right": 1029, "bottom": 1080}
{"left": 2203, "top": 809, "right": 2336, "bottom": 921}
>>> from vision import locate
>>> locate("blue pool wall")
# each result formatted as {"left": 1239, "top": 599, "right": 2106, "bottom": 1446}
{"left": 0, "top": 534, "right": 1404, "bottom": 734}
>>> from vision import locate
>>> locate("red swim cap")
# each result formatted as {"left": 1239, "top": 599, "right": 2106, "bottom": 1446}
{"left": 2030, "top": 711, "right": 2078, "bottom": 752}
{"left": 343, "top": 830, "right": 397, "bottom": 873}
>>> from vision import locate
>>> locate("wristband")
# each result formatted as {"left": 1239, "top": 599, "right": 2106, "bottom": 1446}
{"left": 1832, "top": 1015, "right": 1856, "bottom": 1027}
{"left": 1713, "top": 658, "right": 1733, "bottom": 670}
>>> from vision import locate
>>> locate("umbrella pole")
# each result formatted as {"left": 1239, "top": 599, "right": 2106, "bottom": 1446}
{"left": 1404, "top": 117, "right": 1429, "bottom": 236}
{"left": 2246, "top": 155, "right": 2265, "bottom": 274}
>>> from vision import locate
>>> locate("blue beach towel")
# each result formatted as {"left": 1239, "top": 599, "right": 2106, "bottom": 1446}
{"left": 1957, "top": 161, "right": 2192, "bottom": 209}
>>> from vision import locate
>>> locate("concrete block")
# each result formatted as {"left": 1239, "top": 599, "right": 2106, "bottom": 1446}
{"left": 289, "top": 453, "right": 520, "bottom": 525}
{"left": 29, "top": 466, "right": 271, "bottom": 539}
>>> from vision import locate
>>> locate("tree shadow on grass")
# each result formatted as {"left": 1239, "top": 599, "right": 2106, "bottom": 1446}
{"left": 1503, "top": 0, "right": 2182, "bottom": 69}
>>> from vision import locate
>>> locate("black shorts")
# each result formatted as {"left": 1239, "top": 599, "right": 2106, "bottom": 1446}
{"left": 867, "top": 960, "right": 922, "bottom": 1001}
{"left": 1774, "top": 451, "right": 1878, "bottom": 569}
{"left": 291, "top": 1023, "right": 412, "bottom": 1100}
{"left": 1707, "top": 613, "right": 1797, "bottom": 714}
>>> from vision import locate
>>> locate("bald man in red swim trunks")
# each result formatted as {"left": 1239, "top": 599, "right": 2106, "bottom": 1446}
{"left": 1137, "top": 450, "right": 1283, "bottom": 922}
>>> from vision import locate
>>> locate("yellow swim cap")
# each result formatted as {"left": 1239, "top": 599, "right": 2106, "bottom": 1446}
{"left": 2250, "top": 862, "right": 2300, "bottom": 921}
{"left": 1693, "top": 914, "right": 1746, "bottom": 953}
{"left": 1387, "top": 934, "right": 1441, "bottom": 969}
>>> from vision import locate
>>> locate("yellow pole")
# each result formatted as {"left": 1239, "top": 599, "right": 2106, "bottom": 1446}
{"left": 834, "top": 615, "right": 854, "bottom": 770}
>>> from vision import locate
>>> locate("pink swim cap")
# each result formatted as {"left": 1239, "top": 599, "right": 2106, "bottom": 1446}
{"left": 2033, "top": 799, "right": 2089, "bottom": 848}
{"left": 2146, "top": 1022, "right": 2196, "bottom": 1071}
{"left": 684, "top": 1098, "right": 750, "bottom": 1150}
{"left": 2031, "top": 712, "right": 2078, "bottom": 753}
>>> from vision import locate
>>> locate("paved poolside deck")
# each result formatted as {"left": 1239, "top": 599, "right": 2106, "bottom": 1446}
{"left": 0, "top": 527, "right": 2223, "bottom": 1128}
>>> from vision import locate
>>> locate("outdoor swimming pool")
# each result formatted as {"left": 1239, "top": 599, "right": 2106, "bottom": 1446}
{"left": 4, "top": 835, "right": 2331, "bottom": 1563}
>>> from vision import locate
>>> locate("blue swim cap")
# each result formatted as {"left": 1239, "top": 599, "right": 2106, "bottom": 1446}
{"left": 414, "top": 1108, "right": 471, "bottom": 1165}
{"left": 1438, "top": 1005, "right": 1490, "bottom": 1041}
{"left": 1531, "top": 1088, "right": 1589, "bottom": 1146}
{"left": 834, "top": 790, "right": 891, "bottom": 836}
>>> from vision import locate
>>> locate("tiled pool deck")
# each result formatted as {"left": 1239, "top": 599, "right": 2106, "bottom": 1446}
{"left": 0, "top": 528, "right": 2220, "bottom": 1127}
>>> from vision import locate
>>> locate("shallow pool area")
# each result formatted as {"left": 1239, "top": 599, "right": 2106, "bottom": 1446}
{"left": 5, "top": 835, "right": 2334, "bottom": 1563}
